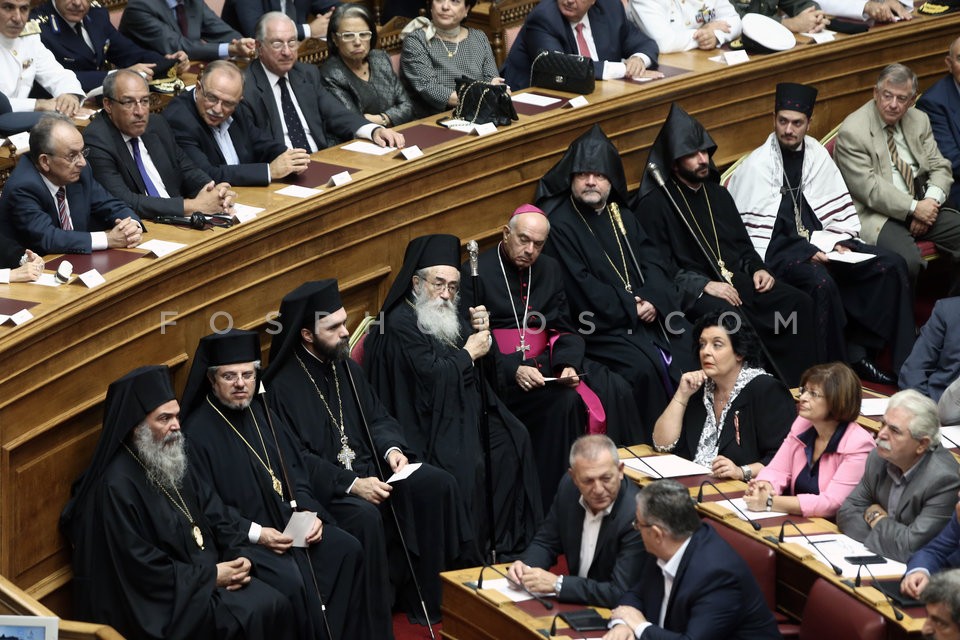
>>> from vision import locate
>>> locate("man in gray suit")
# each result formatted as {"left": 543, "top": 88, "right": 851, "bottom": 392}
{"left": 835, "top": 63, "right": 960, "bottom": 285}
{"left": 838, "top": 389, "right": 960, "bottom": 562}
{"left": 119, "top": 0, "right": 255, "bottom": 61}
{"left": 506, "top": 435, "right": 644, "bottom": 608}
{"left": 242, "top": 12, "right": 402, "bottom": 152}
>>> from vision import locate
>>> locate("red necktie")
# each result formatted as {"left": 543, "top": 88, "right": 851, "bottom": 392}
{"left": 575, "top": 23, "right": 591, "bottom": 58}
{"left": 56, "top": 187, "right": 73, "bottom": 231}
{"left": 175, "top": 0, "right": 189, "bottom": 37}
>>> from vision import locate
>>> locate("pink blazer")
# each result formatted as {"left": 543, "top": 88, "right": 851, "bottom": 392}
{"left": 756, "top": 416, "right": 876, "bottom": 518}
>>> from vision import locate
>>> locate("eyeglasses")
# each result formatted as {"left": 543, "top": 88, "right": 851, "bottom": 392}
{"left": 798, "top": 386, "right": 824, "bottom": 399}
{"left": 217, "top": 371, "right": 256, "bottom": 383}
{"left": 266, "top": 38, "right": 299, "bottom": 51}
{"left": 425, "top": 279, "right": 459, "bottom": 294}
{"left": 108, "top": 96, "right": 152, "bottom": 110}
{"left": 336, "top": 30, "right": 372, "bottom": 42}
{"left": 878, "top": 90, "right": 913, "bottom": 106}
{"left": 632, "top": 519, "right": 655, "bottom": 532}
{"left": 198, "top": 84, "right": 239, "bottom": 110}
{"left": 49, "top": 147, "right": 90, "bottom": 165}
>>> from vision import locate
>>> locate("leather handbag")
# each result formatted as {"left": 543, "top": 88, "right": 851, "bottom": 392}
{"left": 452, "top": 77, "right": 518, "bottom": 127}
{"left": 529, "top": 50, "right": 595, "bottom": 95}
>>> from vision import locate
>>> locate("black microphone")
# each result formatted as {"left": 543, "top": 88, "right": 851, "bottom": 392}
{"left": 695, "top": 479, "right": 761, "bottom": 531}
{"left": 154, "top": 212, "right": 206, "bottom": 229}
{"left": 622, "top": 446, "right": 664, "bottom": 479}
{"left": 549, "top": 613, "right": 560, "bottom": 636}
{"left": 476, "top": 564, "right": 554, "bottom": 610}
{"left": 847, "top": 559, "right": 905, "bottom": 621}
{"left": 777, "top": 520, "right": 842, "bottom": 575}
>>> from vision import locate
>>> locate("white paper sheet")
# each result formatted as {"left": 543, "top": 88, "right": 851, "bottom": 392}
{"left": 826, "top": 251, "right": 876, "bottom": 264}
{"left": 276, "top": 185, "right": 322, "bottom": 198}
{"left": 712, "top": 498, "right": 788, "bottom": 520}
{"left": 512, "top": 93, "right": 561, "bottom": 106}
{"left": 860, "top": 398, "right": 889, "bottom": 416}
{"left": 30, "top": 273, "right": 63, "bottom": 287}
{"left": 282, "top": 511, "right": 318, "bottom": 548}
{"left": 139, "top": 239, "right": 186, "bottom": 258}
{"left": 232, "top": 203, "right": 265, "bottom": 217}
{"left": 622, "top": 454, "right": 711, "bottom": 478}
{"left": 342, "top": 140, "right": 396, "bottom": 156}
{"left": 474, "top": 577, "right": 535, "bottom": 602}
{"left": 387, "top": 462, "right": 422, "bottom": 483}
{"left": 940, "top": 426, "right": 960, "bottom": 448}
{"left": 783, "top": 533, "right": 907, "bottom": 578}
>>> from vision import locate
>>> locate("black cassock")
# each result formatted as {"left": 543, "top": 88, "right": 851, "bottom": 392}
{"left": 69, "top": 452, "right": 296, "bottom": 640}
{"left": 363, "top": 302, "right": 543, "bottom": 557}
{"left": 267, "top": 348, "right": 478, "bottom": 624}
{"left": 639, "top": 179, "right": 816, "bottom": 385}
{"left": 184, "top": 396, "right": 368, "bottom": 640}
{"left": 460, "top": 246, "right": 638, "bottom": 502}
{"left": 766, "top": 147, "right": 915, "bottom": 370}
{"left": 543, "top": 197, "right": 695, "bottom": 445}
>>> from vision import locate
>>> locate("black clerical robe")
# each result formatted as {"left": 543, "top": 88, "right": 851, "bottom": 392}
{"left": 640, "top": 179, "right": 815, "bottom": 385}
{"left": 767, "top": 147, "right": 915, "bottom": 370}
{"left": 184, "top": 396, "right": 368, "bottom": 640}
{"left": 460, "top": 246, "right": 638, "bottom": 502}
{"left": 543, "top": 197, "right": 694, "bottom": 445}
{"left": 70, "top": 453, "right": 296, "bottom": 640}
{"left": 363, "top": 302, "right": 542, "bottom": 556}
{"left": 267, "top": 348, "right": 478, "bottom": 624}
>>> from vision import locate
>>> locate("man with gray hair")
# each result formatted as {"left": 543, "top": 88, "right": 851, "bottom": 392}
{"left": 604, "top": 478, "right": 779, "bottom": 639}
{"left": 835, "top": 63, "right": 960, "bottom": 285}
{"left": 922, "top": 568, "right": 960, "bottom": 640}
{"left": 507, "top": 435, "right": 644, "bottom": 607}
{"left": 838, "top": 389, "right": 960, "bottom": 562}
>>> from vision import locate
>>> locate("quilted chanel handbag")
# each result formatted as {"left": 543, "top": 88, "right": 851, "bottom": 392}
{"left": 529, "top": 50, "right": 595, "bottom": 95}
{"left": 452, "top": 77, "right": 518, "bottom": 127}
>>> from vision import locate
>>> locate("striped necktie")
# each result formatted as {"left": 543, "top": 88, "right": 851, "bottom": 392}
{"left": 56, "top": 187, "right": 73, "bottom": 231}
{"left": 885, "top": 125, "right": 916, "bottom": 197}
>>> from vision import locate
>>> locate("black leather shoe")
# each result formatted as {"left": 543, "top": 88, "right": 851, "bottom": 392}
{"left": 852, "top": 358, "right": 896, "bottom": 386}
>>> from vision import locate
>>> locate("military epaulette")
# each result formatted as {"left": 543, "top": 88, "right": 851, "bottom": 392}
{"left": 19, "top": 18, "right": 42, "bottom": 36}
{"left": 918, "top": 1, "right": 954, "bottom": 13}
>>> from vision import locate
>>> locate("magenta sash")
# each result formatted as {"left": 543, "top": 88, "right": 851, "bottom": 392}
{"left": 491, "top": 328, "right": 606, "bottom": 434}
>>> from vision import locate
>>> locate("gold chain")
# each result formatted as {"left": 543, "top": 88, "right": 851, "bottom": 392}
{"left": 295, "top": 353, "right": 346, "bottom": 441}
{"left": 674, "top": 181, "right": 733, "bottom": 283}
{"left": 573, "top": 196, "right": 633, "bottom": 292}
{"left": 123, "top": 443, "right": 205, "bottom": 549}
{"left": 205, "top": 397, "right": 283, "bottom": 496}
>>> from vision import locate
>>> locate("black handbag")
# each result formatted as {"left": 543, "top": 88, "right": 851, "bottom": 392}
{"left": 452, "top": 77, "right": 518, "bottom": 127}
{"left": 529, "top": 50, "right": 595, "bottom": 95}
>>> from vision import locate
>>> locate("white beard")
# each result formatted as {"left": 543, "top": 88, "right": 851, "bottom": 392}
{"left": 413, "top": 286, "right": 462, "bottom": 345}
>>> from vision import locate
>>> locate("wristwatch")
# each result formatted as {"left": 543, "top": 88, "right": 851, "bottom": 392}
{"left": 740, "top": 465, "right": 753, "bottom": 482}
{"left": 765, "top": 495, "right": 774, "bottom": 512}
{"left": 867, "top": 510, "right": 882, "bottom": 525}
{"left": 555, "top": 574, "right": 563, "bottom": 594}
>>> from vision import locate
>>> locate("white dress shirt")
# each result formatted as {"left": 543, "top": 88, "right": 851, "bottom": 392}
{"left": 578, "top": 495, "right": 614, "bottom": 578}
{"left": 40, "top": 173, "right": 108, "bottom": 250}
{"left": 568, "top": 13, "right": 651, "bottom": 79}
{"left": 121, "top": 132, "right": 172, "bottom": 198}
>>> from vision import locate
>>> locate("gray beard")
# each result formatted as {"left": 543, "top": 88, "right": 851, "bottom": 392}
{"left": 132, "top": 422, "right": 187, "bottom": 489}
{"left": 413, "top": 286, "right": 462, "bottom": 345}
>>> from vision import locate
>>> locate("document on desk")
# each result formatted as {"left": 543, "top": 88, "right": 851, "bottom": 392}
{"left": 474, "top": 578, "right": 536, "bottom": 602}
{"left": 783, "top": 533, "right": 907, "bottom": 578}
{"left": 622, "top": 454, "right": 711, "bottom": 478}
{"left": 512, "top": 93, "right": 561, "bottom": 107}
{"left": 860, "top": 398, "right": 889, "bottom": 416}
{"left": 276, "top": 185, "right": 322, "bottom": 198}
{"left": 714, "top": 498, "right": 788, "bottom": 521}
{"left": 825, "top": 251, "right": 876, "bottom": 264}
{"left": 940, "top": 426, "right": 960, "bottom": 448}
{"left": 139, "top": 239, "right": 187, "bottom": 258}
{"left": 341, "top": 140, "right": 396, "bottom": 156}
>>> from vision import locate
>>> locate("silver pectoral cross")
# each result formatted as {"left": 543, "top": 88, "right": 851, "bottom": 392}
{"left": 515, "top": 340, "right": 530, "bottom": 354}
{"left": 337, "top": 437, "right": 356, "bottom": 471}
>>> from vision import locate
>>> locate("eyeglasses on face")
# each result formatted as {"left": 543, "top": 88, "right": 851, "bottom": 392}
{"left": 336, "top": 30, "right": 372, "bottom": 42}
{"left": 198, "top": 84, "right": 239, "bottom": 110}
{"left": 108, "top": 96, "right": 152, "bottom": 110}
{"left": 49, "top": 147, "right": 90, "bottom": 165}
{"left": 798, "top": 386, "right": 824, "bottom": 399}
{"left": 266, "top": 38, "right": 299, "bottom": 51}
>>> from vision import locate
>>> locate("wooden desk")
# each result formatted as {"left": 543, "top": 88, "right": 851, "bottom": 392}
{"left": 2, "top": 13, "right": 958, "bottom": 617}
{"left": 440, "top": 566, "right": 610, "bottom": 640}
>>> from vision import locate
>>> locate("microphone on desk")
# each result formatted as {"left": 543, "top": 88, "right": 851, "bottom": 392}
{"left": 695, "top": 479, "right": 761, "bottom": 531}
{"left": 849, "top": 559, "right": 904, "bottom": 621}
{"left": 622, "top": 446, "right": 664, "bottom": 479}
{"left": 777, "top": 520, "right": 843, "bottom": 576}
{"left": 154, "top": 213, "right": 233, "bottom": 229}
{"left": 476, "top": 564, "right": 554, "bottom": 611}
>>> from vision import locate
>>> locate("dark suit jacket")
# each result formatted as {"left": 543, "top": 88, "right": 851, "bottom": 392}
{"left": 899, "top": 296, "right": 960, "bottom": 401}
{"left": 118, "top": 0, "right": 241, "bottom": 61}
{"left": 907, "top": 513, "right": 960, "bottom": 575}
{"left": 31, "top": 2, "right": 173, "bottom": 92}
{"left": 501, "top": 0, "right": 658, "bottom": 90}
{"left": 0, "top": 157, "right": 138, "bottom": 254}
{"left": 917, "top": 75, "right": 960, "bottom": 207}
{"left": 837, "top": 447, "right": 960, "bottom": 562}
{"left": 162, "top": 89, "right": 288, "bottom": 186}
{"left": 242, "top": 59, "right": 369, "bottom": 151}
{"left": 519, "top": 476, "right": 644, "bottom": 607}
{"left": 83, "top": 112, "right": 213, "bottom": 219}
{"left": 0, "top": 233, "right": 25, "bottom": 268}
{"left": 220, "top": 0, "right": 333, "bottom": 38}
{"left": 619, "top": 523, "right": 780, "bottom": 639}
